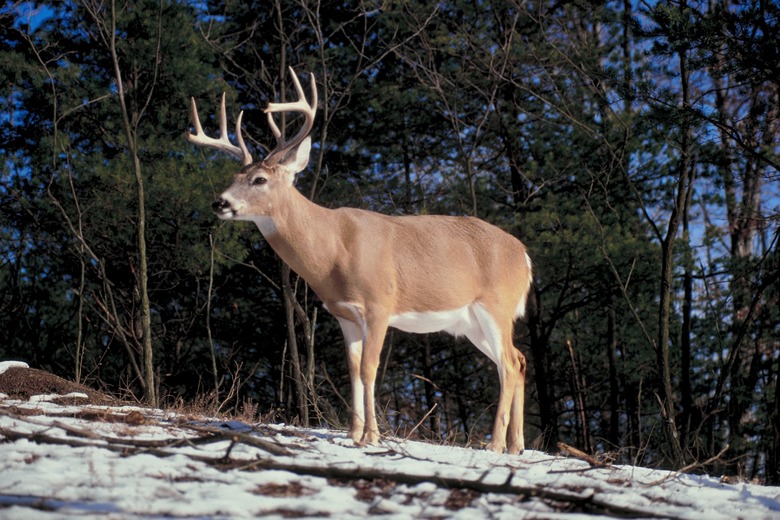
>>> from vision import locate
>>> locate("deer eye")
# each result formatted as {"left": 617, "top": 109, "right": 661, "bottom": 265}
{"left": 251, "top": 176, "right": 267, "bottom": 186}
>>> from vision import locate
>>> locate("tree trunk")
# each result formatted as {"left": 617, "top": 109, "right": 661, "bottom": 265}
{"left": 527, "top": 285, "right": 557, "bottom": 450}
{"left": 769, "top": 354, "right": 780, "bottom": 485}
{"left": 207, "top": 234, "right": 219, "bottom": 399}
{"left": 108, "top": 0, "right": 155, "bottom": 406}
{"left": 680, "top": 166, "right": 695, "bottom": 451}
{"left": 282, "top": 263, "right": 308, "bottom": 426}
{"left": 654, "top": 20, "right": 694, "bottom": 465}
{"left": 707, "top": 1, "right": 773, "bottom": 467}
{"left": 420, "top": 337, "right": 439, "bottom": 437}
{"left": 607, "top": 307, "right": 620, "bottom": 448}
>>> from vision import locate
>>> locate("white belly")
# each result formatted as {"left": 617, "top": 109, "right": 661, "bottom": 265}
{"left": 328, "top": 301, "right": 505, "bottom": 365}
{"left": 388, "top": 305, "right": 474, "bottom": 336}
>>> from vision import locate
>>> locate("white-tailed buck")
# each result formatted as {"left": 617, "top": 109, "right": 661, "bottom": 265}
{"left": 186, "top": 68, "right": 533, "bottom": 454}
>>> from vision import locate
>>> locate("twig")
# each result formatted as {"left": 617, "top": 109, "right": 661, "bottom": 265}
{"left": 221, "top": 437, "right": 238, "bottom": 462}
{"left": 557, "top": 442, "right": 609, "bottom": 468}
{"left": 641, "top": 445, "right": 730, "bottom": 487}
{"left": 405, "top": 402, "right": 438, "bottom": 440}
{"left": 181, "top": 423, "right": 294, "bottom": 456}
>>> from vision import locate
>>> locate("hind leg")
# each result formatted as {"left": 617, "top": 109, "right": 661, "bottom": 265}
{"left": 464, "top": 304, "right": 520, "bottom": 454}
{"left": 487, "top": 358, "right": 517, "bottom": 453}
{"left": 507, "top": 347, "right": 527, "bottom": 455}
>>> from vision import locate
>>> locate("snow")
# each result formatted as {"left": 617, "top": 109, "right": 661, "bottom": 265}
{"left": 28, "top": 392, "right": 89, "bottom": 403}
{"left": 0, "top": 361, "right": 29, "bottom": 375}
{"left": 1, "top": 361, "right": 780, "bottom": 519}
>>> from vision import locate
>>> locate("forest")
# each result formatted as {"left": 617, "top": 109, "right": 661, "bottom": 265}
{"left": 1, "top": 0, "right": 778, "bottom": 483}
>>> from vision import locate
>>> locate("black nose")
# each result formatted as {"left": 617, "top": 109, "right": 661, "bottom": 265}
{"left": 212, "top": 198, "right": 230, "bottom": 213}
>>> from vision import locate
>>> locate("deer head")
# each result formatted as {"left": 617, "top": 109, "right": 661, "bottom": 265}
{"left": 186, "top": 67, "right": 317, "bottom": 224}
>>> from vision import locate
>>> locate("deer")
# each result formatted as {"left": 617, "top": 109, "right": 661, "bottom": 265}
{"left": 186, "top": 68, "right": 533, "bottom": 454}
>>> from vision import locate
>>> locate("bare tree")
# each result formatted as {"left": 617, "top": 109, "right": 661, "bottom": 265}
{"left": 82, "top": 0, "right": 161, "bottom": 405}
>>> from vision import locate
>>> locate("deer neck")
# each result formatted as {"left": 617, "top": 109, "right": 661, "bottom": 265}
{"left": 252, "top": 187, "right": 340, "bottom": 291}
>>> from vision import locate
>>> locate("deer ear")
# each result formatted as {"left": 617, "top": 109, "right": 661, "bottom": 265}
{"left": 279, "top": 136, "right": 311, "bottom": 180}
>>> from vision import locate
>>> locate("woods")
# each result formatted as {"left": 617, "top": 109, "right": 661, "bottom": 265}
{"left": 1, "top": 0, "right": 778, "bottom": 483}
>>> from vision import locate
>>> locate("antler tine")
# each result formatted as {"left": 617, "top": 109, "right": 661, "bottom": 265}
{"left": 266, "top": 107, "right": 283, "bottom": 140}
{"left": 186, "top": 92, "right": 253, "bottom": 166}
{"left": 234, "top": 110, "right": 252, "bottom": 166}
{"left": 217, "top": 93, "right": 230, "bottom": 144}
{"left": 309, "top": 72, "right": 318, "bottom": 125}
{"left": 263, "top": 67, "right": 317, "bottom": 164}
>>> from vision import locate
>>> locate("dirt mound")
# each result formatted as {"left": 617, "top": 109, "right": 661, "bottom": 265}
{"left": 0, "top": 366, "right": 121, "bottom": 406}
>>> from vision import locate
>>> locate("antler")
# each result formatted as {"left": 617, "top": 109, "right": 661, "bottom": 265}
{"left": 186, "top": 92, "right": 253, "bottom": 166}
{"left": 263, "top": 67, "right": 318, "bottom": 165}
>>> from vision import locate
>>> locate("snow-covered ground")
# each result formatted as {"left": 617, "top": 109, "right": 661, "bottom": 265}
{"left": 1, "top": 361, "right": 779, "bottom": 519}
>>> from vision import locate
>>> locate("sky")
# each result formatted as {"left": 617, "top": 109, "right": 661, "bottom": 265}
{"left": 2, "top": 360, "right": 780, "bottom": 519}
{"left": 7, "top": 2, "right": 55, "bottom": 32}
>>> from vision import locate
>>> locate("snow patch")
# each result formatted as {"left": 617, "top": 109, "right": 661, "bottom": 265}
{"left": 0, "top": 396, "right": 778, "bottom": 519}
{"left": 0, "top": 361, "right": 29, "bottom": 375}
{"left": 29, "top": 392, "right": 89, "bottom": 403}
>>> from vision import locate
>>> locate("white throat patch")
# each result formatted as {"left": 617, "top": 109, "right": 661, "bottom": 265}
{"left": 253, "top": 216, "right": 278, "bottom": 237}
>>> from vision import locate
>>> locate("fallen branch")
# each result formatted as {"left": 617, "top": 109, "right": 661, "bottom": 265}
{"left": 232, "top": 456, "right": 666, "bottom": 519}
{"left": 178, "top": 423, "right": 295, "bottom": 456}
{"left": 557, "top": 442, "right": 610, "bottom": 468}
{"left": 0, "top": 414, "right": 292, "bottom": 457}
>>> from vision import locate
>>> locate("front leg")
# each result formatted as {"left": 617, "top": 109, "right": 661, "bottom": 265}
{"left": 359, "top": 313, "right": 390, "bottom": 445}
{"left": 336, "top": 317, "right": 365, "bottom": 444}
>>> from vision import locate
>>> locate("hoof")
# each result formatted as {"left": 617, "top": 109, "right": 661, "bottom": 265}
{"left": 508, "top": 442, "right": 525, "bottom": 455}
{"left": 361, "top": 430, "right": 380, "bottom": 446}
{"left": 349, "top": 428, "right": 363, "bottom": 445}
{"left": 485, "top": 441, "right": 506, "bottom": 454}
